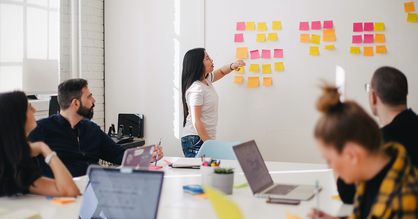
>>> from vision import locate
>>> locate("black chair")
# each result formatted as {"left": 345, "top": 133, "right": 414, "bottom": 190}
{"left": 49, "top": 96, "right": 60, "bottom": 116}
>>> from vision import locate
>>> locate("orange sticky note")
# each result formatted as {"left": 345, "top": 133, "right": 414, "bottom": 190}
{"left": 235, "top": 66, "right": 244, "bottom": 73}
{"left": 236, "top": 47, "right": 248, "bottom": 59}
{"left": 263, "top": 77, "right": 272, "bottom": 86}
{"left": 405, "top": 2, "right": 415, "bottom": 13}
{"left": 323, "top": 29, "right": 336, "bottom": 41}
{"left": 267, "top": 33, "right": 277, "bottom": 41}
{"left": 310, "top": 34, "right": 320, "bottom": 44}
{"left": 272, "top": 21, "right": 281, "bottom": 30}
{"left": 363, "top": 47, "right": 373, "bottom": 56}
{"left": 309, "top": 46, "right": 319, "bottom": 55}
{"left": 256, "top": 34, "right": 266, "bottom": 42}
{"left": 376, "top": 45, "right": 386, "bottom": 54}
{"left": 249, "top": 64, "right": 259, "bottom": 72}
{"left": 374, "top": 23, "right": 384, "bottom": 31}
{"left": 233, "top": 76, "right": 244, "bottom": 84}
{"left": 374, "top": 34, "right": 385, "bottom": 43}
{"left": 286, "top": 211, "right": 302, "bottom": 219}
{"left": 194, "top": 193, "right": 208, "bottom": 199}
{"left": 246, "top": 22, "right": 255, "bottom": 30}
{"left": 257, "top": 22, "right": 267, "bottom": 31}
{"left": 50, "top": 199, "right": 76, "bottom": 204}
{"left": 262, "top": 64, "right": 271, "bottom": 74}
{"left": 349, "top": 47, "right": 360, "bottom": 54}
{"left": 300, "top": 34, "right": 310, "bottom": 43}
{"left": 274, "top": 62, "right": 284, "bottom": 71}
{"left": 247, "top": 77, "right": 259, "bottom": 88}
{"left": 407, "top": 13, "right": 418, "bottom": 22}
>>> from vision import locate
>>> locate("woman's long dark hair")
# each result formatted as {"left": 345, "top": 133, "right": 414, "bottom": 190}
{"left": 0, "top": 91, "right": 41, "bottom": 196}
{"left": 181, "top": 48, "right": 206, "bottom": 127}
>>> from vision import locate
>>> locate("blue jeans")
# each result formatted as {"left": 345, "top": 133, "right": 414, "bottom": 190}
{"left": 181, "top": 135, "right": 203, "bottom": 157}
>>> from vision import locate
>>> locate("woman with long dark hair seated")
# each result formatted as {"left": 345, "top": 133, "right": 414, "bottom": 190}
{"left": 0, "top": 91, "right": 79, "bottom": 197}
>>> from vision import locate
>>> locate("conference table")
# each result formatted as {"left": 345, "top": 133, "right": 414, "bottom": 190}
{"left": 0, "top": 157, "right": 353, "bottom": 218}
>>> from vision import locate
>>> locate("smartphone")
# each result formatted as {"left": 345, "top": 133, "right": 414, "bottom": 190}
{"left": 266, "top": 198, "right": 300, "bottom": 205}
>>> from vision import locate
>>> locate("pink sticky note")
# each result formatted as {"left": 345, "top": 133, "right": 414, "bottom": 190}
{"left": 236, "top": 22, "right": 245, "bottom": 30}
{"left": 364, "top": 22, "right": 374, "bottom": 31}
{"left": 353, "top": 23, "right": 363, "bottom": 32}
{"left": 274, "top": 49, "right": 283, "bottom": 58}
{"left": 299, "top": 22, "right": 309, "bottom": 30}
{"left": 149, "top": 165, "right": 163, "bottom": 170}
{"left": 352, "top": 35, "right": 362, "bottom": 43}
{"left": 364, "top": 34, "right": 374, "bottom": 43}
{"left": 261, "top": 49, "right": 270, "bottom": 58}
{"left": 234, "top": 34, "right": 243, "bottom": 42}
{"left": 323, "top": 20, "right": 333, "bottom": 29}
{"left": 250, "top": 50, "right": 260, "bottom": 59}
{"left": 311, "top": 21, "right": 321, "bottom": 29}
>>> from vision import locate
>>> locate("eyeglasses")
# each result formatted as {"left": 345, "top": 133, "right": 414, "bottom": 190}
{"left": 364, "top": 83, "right": 371, "bottom": 92}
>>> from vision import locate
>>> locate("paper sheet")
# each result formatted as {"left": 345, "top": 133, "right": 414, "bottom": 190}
{"left": 246, "top": 22, "right": 255, "bottom": 30}
{"left": 261, "top": 49, "right": 271, "bottom": 58}
{"left": 257, "top": 22, "right": 267, "bottom": 31}
{"left": 299, "top": 22, "right": 309, "bottom": 30}
{"left": 274, "top": 49, "right": 283, "bottom": 58}
{"left": 352, "top": 35, "right": 362, "bottom": 43}
{"left": 249, "top": 64, "right": 259, "bottom": 72}
{"left": 349, "top": 47, "right": 360, "bottom": 54}
{"left": 364, "top": 34, "right": 374, "bottom": 43}
{"left": 272, "top": 21, "right": 282, "bottom": 30}
{"left": 234, "top": 34, "right": 243, "bottom": 42}
{"left": 376, "top": 45, "right": 386, "bottom": 54}
{"left": 235, "top": 47, "right": 248, "bottom": 59}
{"left": 374, "top": 33, "right": 385, "bottom": 43}
{"left": 204, "top": 186, "right": 244, "bottom": 219}
{"left": 274, "top": 62, "right": 284, "bottom": 71}
{"left": 256, "top": 34, "right": 266, "bottom": 42}
{"left": 374, "top": 22, "right": 384, "bottom": 31}
{"left": 263, "top": 77, "right": 272, "bottom": 86}
{"left": 323, "top": 29, "right": 335, "bottom": 41}
{"left": 364, "top": 22, "right": 374, "bottom": 31}
{"left": 262, "top": 64, "right": 271, "bottom": 74}
{"left": 323, "top": 20, "right": 333, "bottom": 29}
{"left": 247, "top": 77, "right": 259, "bottom": 88}
{"left": 250, "top": 50, "right": 260, "bottom": 59}
{"left": 311, "top": 21, "right": 321, "bottom": 29}
{"left": 310, "top": 34, "right": 321, "bottom": 44}
{"left": 300, "top": 34, "right": 310, "bottom": 43}
{"left": 233, "top": 76, "right": 244, "bottom": 84}
{"left": 267, "top": 33, "right": 277, "bottom": 41}
{"left": 309, "top": 46, "right": 319, "bottom": 55}
{"left": 236, "top": 22, "right": 245, "bottom": 30}
{"left": 363, "top": 47, "right": 373, "bottom": 56}
{"left": 405, "top": 2, "right": 415, "bottom": 13}
{"left": 353, "top": 22, "right": 363, "bottom": 32}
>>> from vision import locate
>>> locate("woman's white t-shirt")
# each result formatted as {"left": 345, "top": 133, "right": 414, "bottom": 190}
{"left": 182, "top": 73, "right": 219, "bottom": 140}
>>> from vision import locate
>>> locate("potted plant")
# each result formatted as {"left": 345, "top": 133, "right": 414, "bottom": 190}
{"left": 211, "top": 168, "right": 234, "bottom": 194}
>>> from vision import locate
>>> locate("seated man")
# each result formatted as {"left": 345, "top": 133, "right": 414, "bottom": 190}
{"left": 338, "top": 66, "right": 418, "bottom": 204}
{"left": 29, "top": 79, "right": 163, "bottom": 178}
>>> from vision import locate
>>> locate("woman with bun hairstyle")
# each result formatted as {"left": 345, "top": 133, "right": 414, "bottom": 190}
{"left": 308, "top": 85, "right": 418, "bottom": 219}
{"left": 0, "top": 91, "right": 79, "bottom": 197}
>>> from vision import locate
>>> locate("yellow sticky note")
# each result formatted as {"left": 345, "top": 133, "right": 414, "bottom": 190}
{"left": 263, "top": 77, "right": 272, "bottom": 86}
{"left": 246, "top": 22, "right": 255, "bottom": 30}
{"left": 405, "top": 2, "right": 415, "bottom": 13}
{"left": 233, "top": 76, "right": 244, "bottom": 84}
{"left": 376, "top": 45, "right": 386, "bottom": 54}
{"left": 364, "top": 47, "right": 373, "bottom": 56}
{"left": 204, "top": 186, "right": 244, "bottom": 219}
{"left": 272, "top": 21, "right": 281, "bottom": 30}
{"left": 247, "top": 77, "right": 259, "bottom": 88}
{"left": 332, "top": 195, "right": 341, "bottom": 200}
{"left": 407, "top": 13, "right": 418, "bottom": 22}
{"left": 374, "top": 22, "right": 384, "bottom": 31}
{"left": 274, "top": 62, "right": 284, "bottom": 71}
{"left": 235, "top": 47, "right": 248, "bottom": 59}
{"left": 262, "top": 64, "right": 271, "bottom": 74}
{"left": 350, "top": 47, "right": 360, "bottom": 54}
{"left": 374, "top": 34, "right": 385, "bottom": 43}
{"left": 309, "top": 46, "right": 319, "bottom": 55}
{"left": 267, "top": 33, "right": 277, "bottom": 41}
{"left": 235, "top": 66, "right": 244, "bottom": 73}
{"left": 256, "top": 34, "right": 266, "bottom": 42}
{"left": 286, "top": 211, "right": 302, "bottom": 219}
{"left": 323, "top": 29, "right": 336, "bottom": 42}
{"left": 257, "top": 22, "right": 267, "bottom": 31}
{"left": 324, "top": 45, "right": 334, "bottom": 49}
{"left": 310, "top": 34, "right": 321, "bottom": 44}
{"left": 300, "top": 34, "right": 310, "bottom": 43}
{"left": 249, "top": 64, "right": 259, "bottom": 72}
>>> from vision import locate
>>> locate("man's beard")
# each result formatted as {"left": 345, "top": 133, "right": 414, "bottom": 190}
{"left": 77, "top": 102, "right": 95, "bottom": 120}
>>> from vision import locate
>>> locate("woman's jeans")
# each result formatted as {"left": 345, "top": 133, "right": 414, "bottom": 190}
{"left": 181, "top": 135, "right": 204, "bottom": 157}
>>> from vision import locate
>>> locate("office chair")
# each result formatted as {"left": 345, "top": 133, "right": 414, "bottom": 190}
{"left": 195, "top": 140, "right": 241, "bottom": 160}
{"left": 49, "top": 95, "right": 60, "bottom": 116}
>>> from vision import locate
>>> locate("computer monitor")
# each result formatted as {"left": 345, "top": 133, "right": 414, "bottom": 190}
{"left": 118, "top": 114, "right": 144, "bottom": 138}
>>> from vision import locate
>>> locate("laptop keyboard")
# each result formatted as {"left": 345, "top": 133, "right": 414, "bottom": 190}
{"left": 265, "top": 184, "right": 298, "bottom": 195}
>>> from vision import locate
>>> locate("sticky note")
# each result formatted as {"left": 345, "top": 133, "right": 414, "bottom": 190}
{"left": 274, "top": 62, "right": 284, "bottom": 71}
{"left": 352, "top": 35, "right": 362, "bottom": 43}
{"left": 324, "top": 45, "right": 334, "bottom": 49}
{"left": 236, "top": 22, "right": 245, "bottom": 30}
{"left": 407, "top": 13, "right": 418, "bottom": 22}
{"left": 364, "top": 47, "right": 373, "bottom": 56}
{"left": 246, "top": 22, "right": 255, "bottom": 30}
{"left": 262, "top": 65, "right": 271, "bottom": 74}
{"left": 272, "top": 21, "right": 281, "bottom": 30}
{"left": 235, "top": 47, "right": 248, "bottom": 59}
{"left": 364, "top": 34, "right": 374, "bottom": 43}
{"left": 149, "top": 165, "right": 163, "bottom": 169}
{"left": 235, "top": 66, "right": 244, "bottom": 73}
{"left": 349, "top": 47, "right": 360, "bottom": 54}
{"left": 323, "top": 20, "right": 333, "bottom": 29}
{"left": 233, "top": 76, "right": 244, "bottom": 84}
{"left": 256, "top": 34, "right": 266, "bottom": 42}
{"left": 364, "top": 22, "right": 374, "bottom": 31}
{"left": 309, "top": 46, "right": 319, "bottom": 55}
{"left": 50, "top": 199, "right": 76, "bottom": 204}
{"left": 405, "top": 2, "right": 415, "bottom": 13}
{"left": 323, "top": 29, "right": 336, "bottom": 41}
{"left": 374, "top": 22, "right": 384, "bottom": 31}
{"left": 374, "top": 34, "right": 385, "bottom": 43}
{"left": 247, "top": 77, "right": 259, "bottom": 88}
{"left": 263, "top": 77, "right": 272, "bottom": 86}
{"left": 310, "top": 34, "right": 321, "bottom": 44}
{"left": 233, "top": 182, "right": 248, "bottom": 188}
{"left": 274, "top": 49, "right": 283, "bottom": 58}
{"left": 267, "top": 33, "right": 277, "bottom": 41}
{"left": 311, "top": 21, "right": 321, "bottom": 29}
{"left": 376, "top": 45, "right": 386, "bottom": 54}
{"left": 249, "top": 64, "right": 259, "bottom": 72}
{"left": 234, "top": 34, "right": 243, "bottom": 42}
{"left": 250, "top": 50, "right": 260, "bottom": 59}
{"left": 300, "top": 34, "right": 310, "bottom": 43}
{"left": 204, "top": 186, "right": 244, "bottom": 219}
{"left": 194, "top": 193, "right": 208, "bottom": 199}
{"left": 257, "top": 22, "right": 267, "bottom": 31}
{"left": 353, "top": 23, "right": 363, "bottom": 32}
{"left": 299, "top": 22, "right": 309, "bottom": 30}
{"left": 261, "top": 49, "right": 270, "bottom": 58}
{"left": 286, "top": 211, "right": 302, "bottom": 219}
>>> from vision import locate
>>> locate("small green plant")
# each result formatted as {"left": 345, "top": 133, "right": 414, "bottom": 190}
{"left": 214, "top": 167, "right": 234, "bottom": 174}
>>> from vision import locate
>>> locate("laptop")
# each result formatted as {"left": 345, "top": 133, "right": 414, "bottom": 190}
{"left": 79, "top": 165, "right": 164, "bottom": 219}
{"left": 121, "top": 144, "right": 155, "bottom": 169}
{"left": 233, "top": 140, "right": 319, "bottom": 200}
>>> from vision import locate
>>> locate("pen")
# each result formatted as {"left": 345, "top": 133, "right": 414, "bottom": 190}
{"left": 315, "top": 180, "right": 319, "bottom": 219}
{"left": 155, "top": 138, "right": 161, "bottom": 166}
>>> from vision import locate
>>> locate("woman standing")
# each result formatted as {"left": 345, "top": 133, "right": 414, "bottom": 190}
{"left": 181, "top": 48, "right": 245, "bottom": 157}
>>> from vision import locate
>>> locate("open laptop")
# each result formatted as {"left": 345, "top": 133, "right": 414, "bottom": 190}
{"left": 233, "top": 140, "right": 319, "bottom": 200}
{"left": 121, "top": 144, "right": 155, "bottom": 169}
{"left": 79, "top": 165, "right": 164, "bottom": 219}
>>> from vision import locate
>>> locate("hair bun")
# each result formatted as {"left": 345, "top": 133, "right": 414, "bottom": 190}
{"left": 316, "top": 85, "right": 341, "bottom": 112}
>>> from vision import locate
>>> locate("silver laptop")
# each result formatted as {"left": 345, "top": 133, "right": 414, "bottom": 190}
{"left": 233, "top": 140, "right": 319, "bottom": 200}
{"left": 121, "top": 144, "right": 155, "bottom": 169}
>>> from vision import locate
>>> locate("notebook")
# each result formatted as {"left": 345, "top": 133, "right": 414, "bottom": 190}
{"left": 79, "top": 165, "right": 164, "bottom": 219}
{"left": 233, "top": 140, "right": 319, "bottom": 200}
{"left": 121, "top": 144, "right": 155, "bottom": 169}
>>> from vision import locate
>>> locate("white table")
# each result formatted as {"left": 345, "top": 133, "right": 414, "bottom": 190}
{"left": 0, "top": 157, "right": 353, "bottom": 219}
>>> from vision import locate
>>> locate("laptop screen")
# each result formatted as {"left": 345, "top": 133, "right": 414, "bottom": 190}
{"left": 79, "top": 166, "right": 164, "bottom": 219}
{"left": 233, "top": 140, "right": 274, "bottom": 194}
